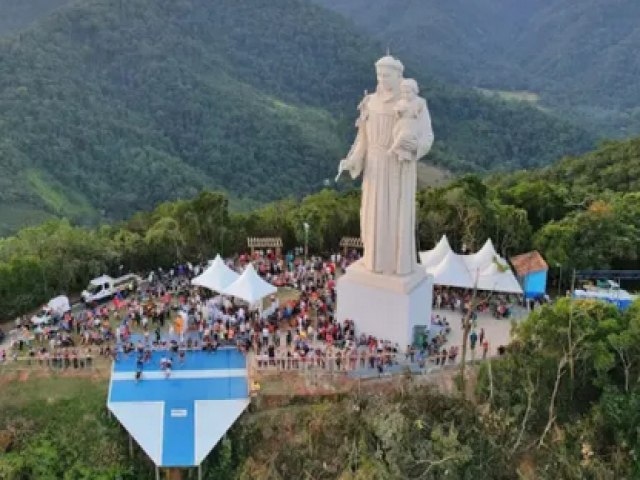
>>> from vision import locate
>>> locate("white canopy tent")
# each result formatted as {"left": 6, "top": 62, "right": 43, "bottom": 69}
{"left": 420, "top": 236, "right": 523, "bottom": 294}
{"left": 419, "top": 235, "right": 453, "bottom": 270}
{"left": 428, "top": 251, "right": 474, "bottom": 289}
{"left": 222, "top": 263, "right": 277, "bottom": 305}
{"left": 477, "top": 258, "right": 523, "bottom": 294}
{"left": 191, "top": 254, "right": 239, "bottom": 292}
{"left": 462, "top": 238, "right": 498, "bottom": 272}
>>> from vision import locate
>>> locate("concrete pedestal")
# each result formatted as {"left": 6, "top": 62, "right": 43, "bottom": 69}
{"left": 337, "top": 263, "right": 433, "bottom": 348}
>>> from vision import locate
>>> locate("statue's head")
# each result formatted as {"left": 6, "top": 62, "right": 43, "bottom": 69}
{"left": 375, "top": 55, "right": 403, "bottom": 93}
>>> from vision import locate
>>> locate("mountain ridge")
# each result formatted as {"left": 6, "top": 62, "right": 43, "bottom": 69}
{"left": 312, "top": 0, "right": 640, "bottom": 136}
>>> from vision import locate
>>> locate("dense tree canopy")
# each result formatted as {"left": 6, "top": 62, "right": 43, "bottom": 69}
{"left": 476, "top": 298, "right": 640, "bottom": 478}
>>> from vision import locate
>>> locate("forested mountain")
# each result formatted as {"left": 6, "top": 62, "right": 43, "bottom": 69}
{"left": 313, "top": 0, "right": 640, "bottom": 136}
{"left": 0, "top": 0, "right": 593, "bottom": 234}
{"left": 0, "top": 0, "right": 71, "bottom": 35}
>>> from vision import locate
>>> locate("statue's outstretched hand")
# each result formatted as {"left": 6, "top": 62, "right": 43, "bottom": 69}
{"left": 336, "top": 158, "right": 352, "bottom": 182}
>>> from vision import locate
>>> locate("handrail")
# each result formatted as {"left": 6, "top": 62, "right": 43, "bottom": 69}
{"left": 249, "top": 351, "right": 463, "bottom": 373}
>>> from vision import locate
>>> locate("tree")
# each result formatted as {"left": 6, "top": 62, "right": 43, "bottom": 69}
{"left": 144, "top": 216, "right": 185, "bottom": 264}
{"left": 489, "top": 201, "right": 532, "bottom": 257}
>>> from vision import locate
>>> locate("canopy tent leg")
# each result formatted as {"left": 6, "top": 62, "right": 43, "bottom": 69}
{"left": 198, "top": 465, "right": 202, "bottom": 480}
{"left": 129, "top": 435, "right": 133, "bottom": 458}
{"left": 156, "top": 466, "right": 160, "bottom": 480}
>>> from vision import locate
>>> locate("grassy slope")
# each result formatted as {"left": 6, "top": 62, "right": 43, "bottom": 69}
{"left": 0, "top": 204, "right": 55, "bottom": 237}
{"left": 0, "top": 374, "right": 146, "bottom": 478}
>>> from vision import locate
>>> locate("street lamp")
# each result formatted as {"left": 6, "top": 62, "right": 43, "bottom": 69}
{"left": 303, "top": 222, "right": 310, "bottom": 262}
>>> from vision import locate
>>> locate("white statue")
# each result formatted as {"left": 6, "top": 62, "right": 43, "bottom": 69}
{"left": 338, "top": 56, "right": 434, "bottom": 276}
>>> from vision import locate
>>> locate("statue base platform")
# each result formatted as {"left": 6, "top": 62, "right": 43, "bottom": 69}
{"left": 336, "top": 262, "right": 433, "bottom": 348}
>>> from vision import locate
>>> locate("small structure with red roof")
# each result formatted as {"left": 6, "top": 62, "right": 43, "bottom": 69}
{"left": 510, "top": 250, "right": 548, "bottom": 299}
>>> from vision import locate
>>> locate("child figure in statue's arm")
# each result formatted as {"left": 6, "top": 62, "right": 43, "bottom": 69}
{"left": 389, "top": 78, "right": 422, "bottom": 162}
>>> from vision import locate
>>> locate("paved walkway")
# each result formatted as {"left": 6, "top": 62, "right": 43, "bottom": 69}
{"left": 437, "top": 306, "right": 526, "bottom": 356}
{"left": 343, "top": 306, "right": 528, "bottom": 380}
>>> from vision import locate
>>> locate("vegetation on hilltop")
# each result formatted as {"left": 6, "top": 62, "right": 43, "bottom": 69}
{"left": 483, "top": 138, "right": 640, "bottom": 270}
{"left": 0, "top": 0, "right": 592, "bottom": 233}
{"left": 2, "top": 298, "right": 639, "bottom": 478}
{"left": 0, "top": 377, "right": 148, "bottom": 479}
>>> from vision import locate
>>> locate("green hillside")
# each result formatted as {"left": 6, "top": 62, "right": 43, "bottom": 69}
{"left": 313, "top": 0, "right": 640, "bottom": 136}
{"left": 492, "top": 137, "right": 640, "bottom": 197}
{"left": 311, "top": 0, "right": 533, "bottom": 88}
{"left": 0, "top": 0, "right": 71, "bottom": 35}
{"left": 0, "top": 0, "right": 593, "bottom": 233}
{"left": 479, "top": 137, "right": 640, "bottom": 269}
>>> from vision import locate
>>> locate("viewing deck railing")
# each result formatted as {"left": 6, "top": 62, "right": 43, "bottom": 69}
{"left": 249, "top": 350, "right": 471, "bottom": 376}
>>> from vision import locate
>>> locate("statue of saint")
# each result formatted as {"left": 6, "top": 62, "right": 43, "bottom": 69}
{"left": 338, "top": 56, "right": 434, "bottom": 276}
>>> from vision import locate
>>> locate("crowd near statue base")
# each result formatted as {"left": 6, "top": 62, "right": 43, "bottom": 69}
{"left": 337, "top": 261, "right": 434, "bottom": 350}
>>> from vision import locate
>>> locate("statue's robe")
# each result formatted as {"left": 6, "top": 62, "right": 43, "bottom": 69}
{"left": 345, "top": 89, "right": 434, "bottom": 276}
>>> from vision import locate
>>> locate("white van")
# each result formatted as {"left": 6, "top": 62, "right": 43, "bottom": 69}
{"left": 81, "top": 273, "right": 141, "bottom": 304}
{"left": 31, "top": 295, "right": 71, "bottom": 326}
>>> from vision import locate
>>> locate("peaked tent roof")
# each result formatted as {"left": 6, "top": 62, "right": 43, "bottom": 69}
{"left": 421, "top": 237, "right": 524, "bottom": 293}
{"left": 463, "top": 238, "right": 498, "bottom": 272}
{"left": 477, "top": 257, "right": 523, "bottom": 294}
{"left": 419, "top": 235, "right": 453, "bottom": 270}
{"left": 191, "top": 255, "right": 239, "bottom": 292}
{"left": 431, "top": 251, "right": 474, "bottom": 289}
{"left": 222, "top": 263, "right": 277, "bottom": 305}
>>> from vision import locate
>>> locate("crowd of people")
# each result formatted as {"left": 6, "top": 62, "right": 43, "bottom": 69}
{"left": 433, "top": 287, "right": 518, "bottom": 319}
{"left": 1, "top": 249, "right": 506, "bottom": 377}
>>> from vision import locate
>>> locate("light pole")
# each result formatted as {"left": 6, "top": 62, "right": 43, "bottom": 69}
{"left": 303, "top": 222, "right": 310, "bottom": 262}
{"left": 219, "top": 200, "right": 225, "bottom": 255}
{"left": 556, "top": 262, "right": 562, "bottom": 297}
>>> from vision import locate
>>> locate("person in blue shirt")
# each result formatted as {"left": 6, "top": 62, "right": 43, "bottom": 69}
{"left": 470, "top": 330, "right": 478, "bottom": 351}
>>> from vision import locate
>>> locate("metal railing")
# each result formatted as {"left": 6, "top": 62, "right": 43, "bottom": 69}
{"left": 249, "top": 350, "right": 467, "bottom": 374}
{"left": 0, "top": 355, "right": 109, "bottom": 374}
